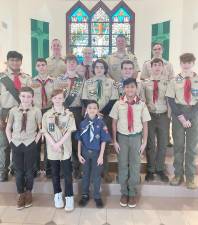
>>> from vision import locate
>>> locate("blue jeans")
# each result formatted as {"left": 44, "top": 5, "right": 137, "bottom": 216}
{"left": 81, "top": 148, "right": 103, "bottom": 199}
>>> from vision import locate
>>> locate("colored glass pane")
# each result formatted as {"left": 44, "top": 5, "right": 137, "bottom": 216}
{"left": 70, "top": 8, "right": 88, "bottom": 22}
{"left": 112, "top": 7, "right": 131, "bottom": 23}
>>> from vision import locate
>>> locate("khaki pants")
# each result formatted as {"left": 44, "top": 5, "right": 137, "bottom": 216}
{"left": 117, "top": 132, "right": 141, "bottom": 197}
{"left": 172, "top": 106, "right": 198, "bottom": 180}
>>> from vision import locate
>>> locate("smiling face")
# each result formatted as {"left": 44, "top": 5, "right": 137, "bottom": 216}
{"left": 52, "top": 93, "right": 64, "bottom": 107}
{"left": 66, "top": 59, "right": 77, "bottom": 72}
{"left": 124, "top": 82, "right": 137, "bottom": 98}
{"left": 51, "top": 39, "right": 62, "bottom": 56}
{"left": 121, "top": 63, "right": 135, "bottom": 79}
{"left": 7, "top": 58, "right": 22, "bottom": 72}
{"left": 94, "top": 62, "right": 105, "bottom": 76}
{"left": 86, "top": 103, "right": 99, "bottom": 119}
{"left": 83, "top": 48, "right": 93, "bottom": 63}
{"left": 19, "top": 91, "right": 33, "bottom": 108}
{"left": 152, "top": 44, "right": 163, "bottom": 58}
{"left": 116, "top": 36, "right": 127, "bottom": 52}
{"left": 180, "top": 61, "right": 194, "bottom": 72}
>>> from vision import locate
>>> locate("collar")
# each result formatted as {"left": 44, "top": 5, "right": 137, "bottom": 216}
{"left": 122, "top": 95, "right": 140, "bottom": 104}
{"left": 64, "top": 72, "right": 79, "bottom": 79}
{"left": 50, "top": 55, "right": 64, "bottom": 60}
{"left": 150, "top": 74, "right": 163, "bottom": 81}
{"left": 51, "top": 106, "right": 66, "bottom": 115}
{"left": 34, "top": 74, "right": 53, "bottom": 81}
{"left": 93, "top": 75, "right": 106, "bottom": 80}
{"left": 85, "top": 115, "right": 98, "bottom": 123}
{"left": 18, "top": 104, "right": 32, "bottom": 111}
{"left": 6, "top": 68, "right": 22, "bottom": 76}
{"left": 114, "top": 51, "right": 128, "bottom": 58}
{"left": 180, "top": 71, "right": 197, "bottom": 79}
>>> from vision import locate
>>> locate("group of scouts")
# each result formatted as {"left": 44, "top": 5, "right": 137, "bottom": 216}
{"left": 0, "top": 34, "right": 198, "bottom": 212}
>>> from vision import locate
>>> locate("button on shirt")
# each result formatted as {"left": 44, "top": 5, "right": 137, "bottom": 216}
{"left": 109, "top": 96, "right": 151, "bottom": 135}
{"left": 76, "top": 116, "right": 111, "bottom": 151}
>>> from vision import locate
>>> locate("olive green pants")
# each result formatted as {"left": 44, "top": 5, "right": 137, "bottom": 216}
{"left": 117, "top": 132, "right": 141, "bottom": 197}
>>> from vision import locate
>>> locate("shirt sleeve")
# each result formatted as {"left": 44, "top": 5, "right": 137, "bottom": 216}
{"left": 140, "top": 62, "right": 149, "bottom": 80}
{"left": 109, "top": 100, "right": 119, "bottom": 120}
{"left": 35, "top": 108, "right": 42, "bottom": 129}
{"left": 42, "top": 113, "right": 48, "bottom": 134}
{"left": 81, "top": 80, "right": 88, "bottom": 100}
{"left": 139, "top": 82, "right": 146, "bottom": 102}
{"left": 141, "top": 102, "right": 151, "bottom": 122}
{"left": 167, "top": 63, "right": 174, "bottom": 80}
{"left": 110, "top": 80, "right": 119, "bottom": 100}
{"left": 132, "top": 54, "right": 140, "bottom": 72}
{"left": 165, "top": 79, "right": 176, "bottom": 98}
{"left": 6, "top": 108, "right": 14, "bottom": 126}
{"left": 67, "top": 113, "right": 77, "bottom": 133}
{"left": 100, "top": 120, "right": 111, "bottom": 143}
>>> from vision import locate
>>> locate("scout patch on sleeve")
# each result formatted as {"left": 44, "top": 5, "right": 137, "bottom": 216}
{"left": 31, "top": 80, "right": 41, "bottom": 88}
{"left": 191, "top": 89, "right": 198, "bottom": 97}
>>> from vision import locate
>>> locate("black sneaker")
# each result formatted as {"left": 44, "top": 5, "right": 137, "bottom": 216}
{"left": 79, "top": 195, "right": 89, "bottom": 207}
{"left": 156, "top": 171, "right": 169, "bottom": 182}
{"left": 145, "top": 172, "right": 154, "bottom": 181}
{"left": 95, "top": 198, "right": 104, "bottom": 208}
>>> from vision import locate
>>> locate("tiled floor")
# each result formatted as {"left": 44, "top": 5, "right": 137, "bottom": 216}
{"left": 0, "top": 193, "right": 198, "bottom": 225}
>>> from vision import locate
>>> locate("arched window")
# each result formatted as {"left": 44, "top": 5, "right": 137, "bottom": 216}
{"left": 66, "top": 1, "right": 135, "bottom": 61}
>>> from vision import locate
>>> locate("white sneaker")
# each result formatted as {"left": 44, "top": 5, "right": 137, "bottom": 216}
{"left": 54, "top": 192, "right": 64, "bottom": 209}
{"left": 65, "top": 196, "right": 74, "bottom": 212}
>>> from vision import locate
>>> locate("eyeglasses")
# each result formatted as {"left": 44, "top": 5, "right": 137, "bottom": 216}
{"left": 153, "top": 48, "right": 162, "bottom": 51}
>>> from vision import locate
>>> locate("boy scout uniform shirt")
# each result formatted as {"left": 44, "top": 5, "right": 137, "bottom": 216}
{"left": 55, "top": 73, "right": 84, "bottom": 108}
{"left": 7, "top": 105, "right": 42, "bottom": 147}
{"left": 31, "top": 74, "right": 55, "bottom": 110}
{"left": 141, "top": 58, "right": 174, "bottom": 80}
{"left": 140, "top": 76, "right": 169, "bottom": 113}
{"left": 166, "top": 72, "right": 198, "bottom": 105}
{"left": 42, "top": 107, "right": 76, "bottom": 160}
{"left": 109, "top": 96, "right": 151, "bottom": 135}
{"left": 46, "top": 56, "right": 67, "bottom": 78}
{"left": 82, "top": 75, "right": 119, "bottom": 111}
{"left": 76, "top": 116, "right": 111, "bottom": 151}
{"left": 0, "top": 68, "right": 31, "bottom": 110}
{"left": 106, "top": 52, "right": 140, "bottom": 82}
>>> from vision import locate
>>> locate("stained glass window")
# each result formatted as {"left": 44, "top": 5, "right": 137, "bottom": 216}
{"left": 66, "top": 1, "right": 135, "bottom": 61}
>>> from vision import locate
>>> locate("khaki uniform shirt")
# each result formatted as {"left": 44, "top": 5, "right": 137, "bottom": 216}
{"left": 82, "top": 75, "right": 119, "bottom": 111}
{"left": 46, "top": 56, "right": 67, "bottom": 78}
{"left": 76, "top": 63, "right": 94, "bottom": 80}
{"left": 31, "top": 74, "right": 55, "bottom": 110}
{"left": 7, "top": 105, "right": 42, "bottom": 146}
{"left": 42, "top": 107, "right": 76, "bottom": 160}
{"left": 141, "top": 58, "right": 174, "bottom": 80}
{"left": 55, "top": 73, "right": 84, "bottom": 108}
{"left": 166, "top": 72, "right": 198, "bottom": 106}
{"left": 109, "top": 95, "right": 151, "bottom": 135}
{"left": 0, "top": 69, "right": 31, "bottom": 110}
{"left": 107, "top": 51, "right": 140, "bottom": 82}
{"left": 140, "top": 75, "right": 169, "bottom": 114}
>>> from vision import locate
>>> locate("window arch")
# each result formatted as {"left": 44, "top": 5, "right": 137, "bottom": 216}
{"left": 66, "top": 1, "right": 135, "bottom": 61}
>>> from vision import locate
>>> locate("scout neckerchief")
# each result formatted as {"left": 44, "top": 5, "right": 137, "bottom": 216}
{"left": 13, "top": 73, "right": 21, "bottom": 90}
{"left": 19, "top": 106, "right": 30, "bottom": 132}
{"left": 80, "top": 118, "right": 95, "bottom": 142}
{"left": 96, "top": 79, "right": 103, "bottom": 101}
{"left": 184, "top": 77, "right": 191, "bottom": 105}
{"left": 153, "top": 80, "right": 159, "bottom": 103}
{"left": 84, "top": 64, "right": 90, "bottom": 80}
{"left": 122, "top": 95, "right": 140, "bottom": 132}
{"left": 36, "top": 77, "right": 51, "bottom": 108}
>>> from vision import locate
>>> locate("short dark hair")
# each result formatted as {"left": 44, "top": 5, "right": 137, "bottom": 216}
{"left": 65, "top": 54, "right": 78, "bottom": 63}
{"left": 116, "top": 34, "right": 126, "bottom": 40}
{"left": 19, "top": 87, "right": 34, "bottom": 96}
{"left": 152, "top": 42, "right": 163, "bottom": 49}
{"left": 180, "top": 53, "right": 196, "bottom": 63}
{"left": 121, "top": 60, "right": 134, "bottom": 69}
{"left": 92, "top": 59, "right": 108, "bottom": 75}
{"left": 123, "top": 78, "right": 137, "bottom": 87}
{"left": 36, "top": 58, "right": 47, "bottom": 64}
{"left": 151, "top": 58, "right": 164, "bottom": 67}
{"left": 7, "top": 51, "right": 23, "bottom": 61}
{"left": 86, "top": 100, "right": 99, "bottom": 109}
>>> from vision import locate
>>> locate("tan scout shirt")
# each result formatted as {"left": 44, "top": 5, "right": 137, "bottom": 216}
{"left": 76, "top": 63, "right": 94, "bottom": 80}
{"left": 141, "top": 58, "right": 174, "bottom": 81}
{"left": 55, "top": 73, "right": 84, "bottom": 108}
{"left": 166, "top": 72, "right": 198, "bottom": 106}
{"left": 109, "top": 96, "right": 151, "bottom": 135}
{"left": 31, "top": 74, "right": 55, "bottom": 110}
{"left": 82, "top": 75, "right": 119, "bottom": 111}
{"left": 42, "top": 107, "right": 76, "bottom": 160}
{"left": 0, "top": 69, "right": 31, "bottom": 110}
{"left": 46, "top": 56, "right": 67, "bottom": 78}
{"left": 7, "top": 105, "right": 42, "bottom": 147}
{"left": 107, "top": 51, "right": 140, "bottom": 82}
{"left": 140, "top": 76, "right": 169, "bottom": 114}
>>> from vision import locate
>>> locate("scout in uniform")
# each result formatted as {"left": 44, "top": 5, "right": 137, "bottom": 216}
{"left": 42, "top": 89, "right": 76, "bottom": 211}
{"left": 110, "top": 78, "right": 151, "bottom": 208}
{"left": 166, "top": 53, "right": 198, "bottom": 189}
{"left": 106, "top": 34, "right": 140, "bottom": 82}
{"left": 5, "top": 87, "right": 42, "bottom": 210}
{"left": 31, "top": 58, "right": 55, "bottom": 177}
{"left": 117, "top": 60, "right": 141, "bottom": 97}
{"left": 46, "top": 39, "right": 67, "bottom": 78}
{"left": 140, "top": 58, "right": 169, "bottom": 182}
{"left": 56, "top": 54, "right": 84, "bottom": 179}
{"left": 76, "top": 47, "right": 94, "bottom": 80}
{"left": 141, "top": 43, "right": 174, "bottom": 81}
{"left": 82, "top": 59, "right": 119, "bottom": 182}
{"left": 0, "top": 51, "right": 31, "bottom": 181}
{"left": 76, "top": 100, "right": 111, "bottom": 208}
